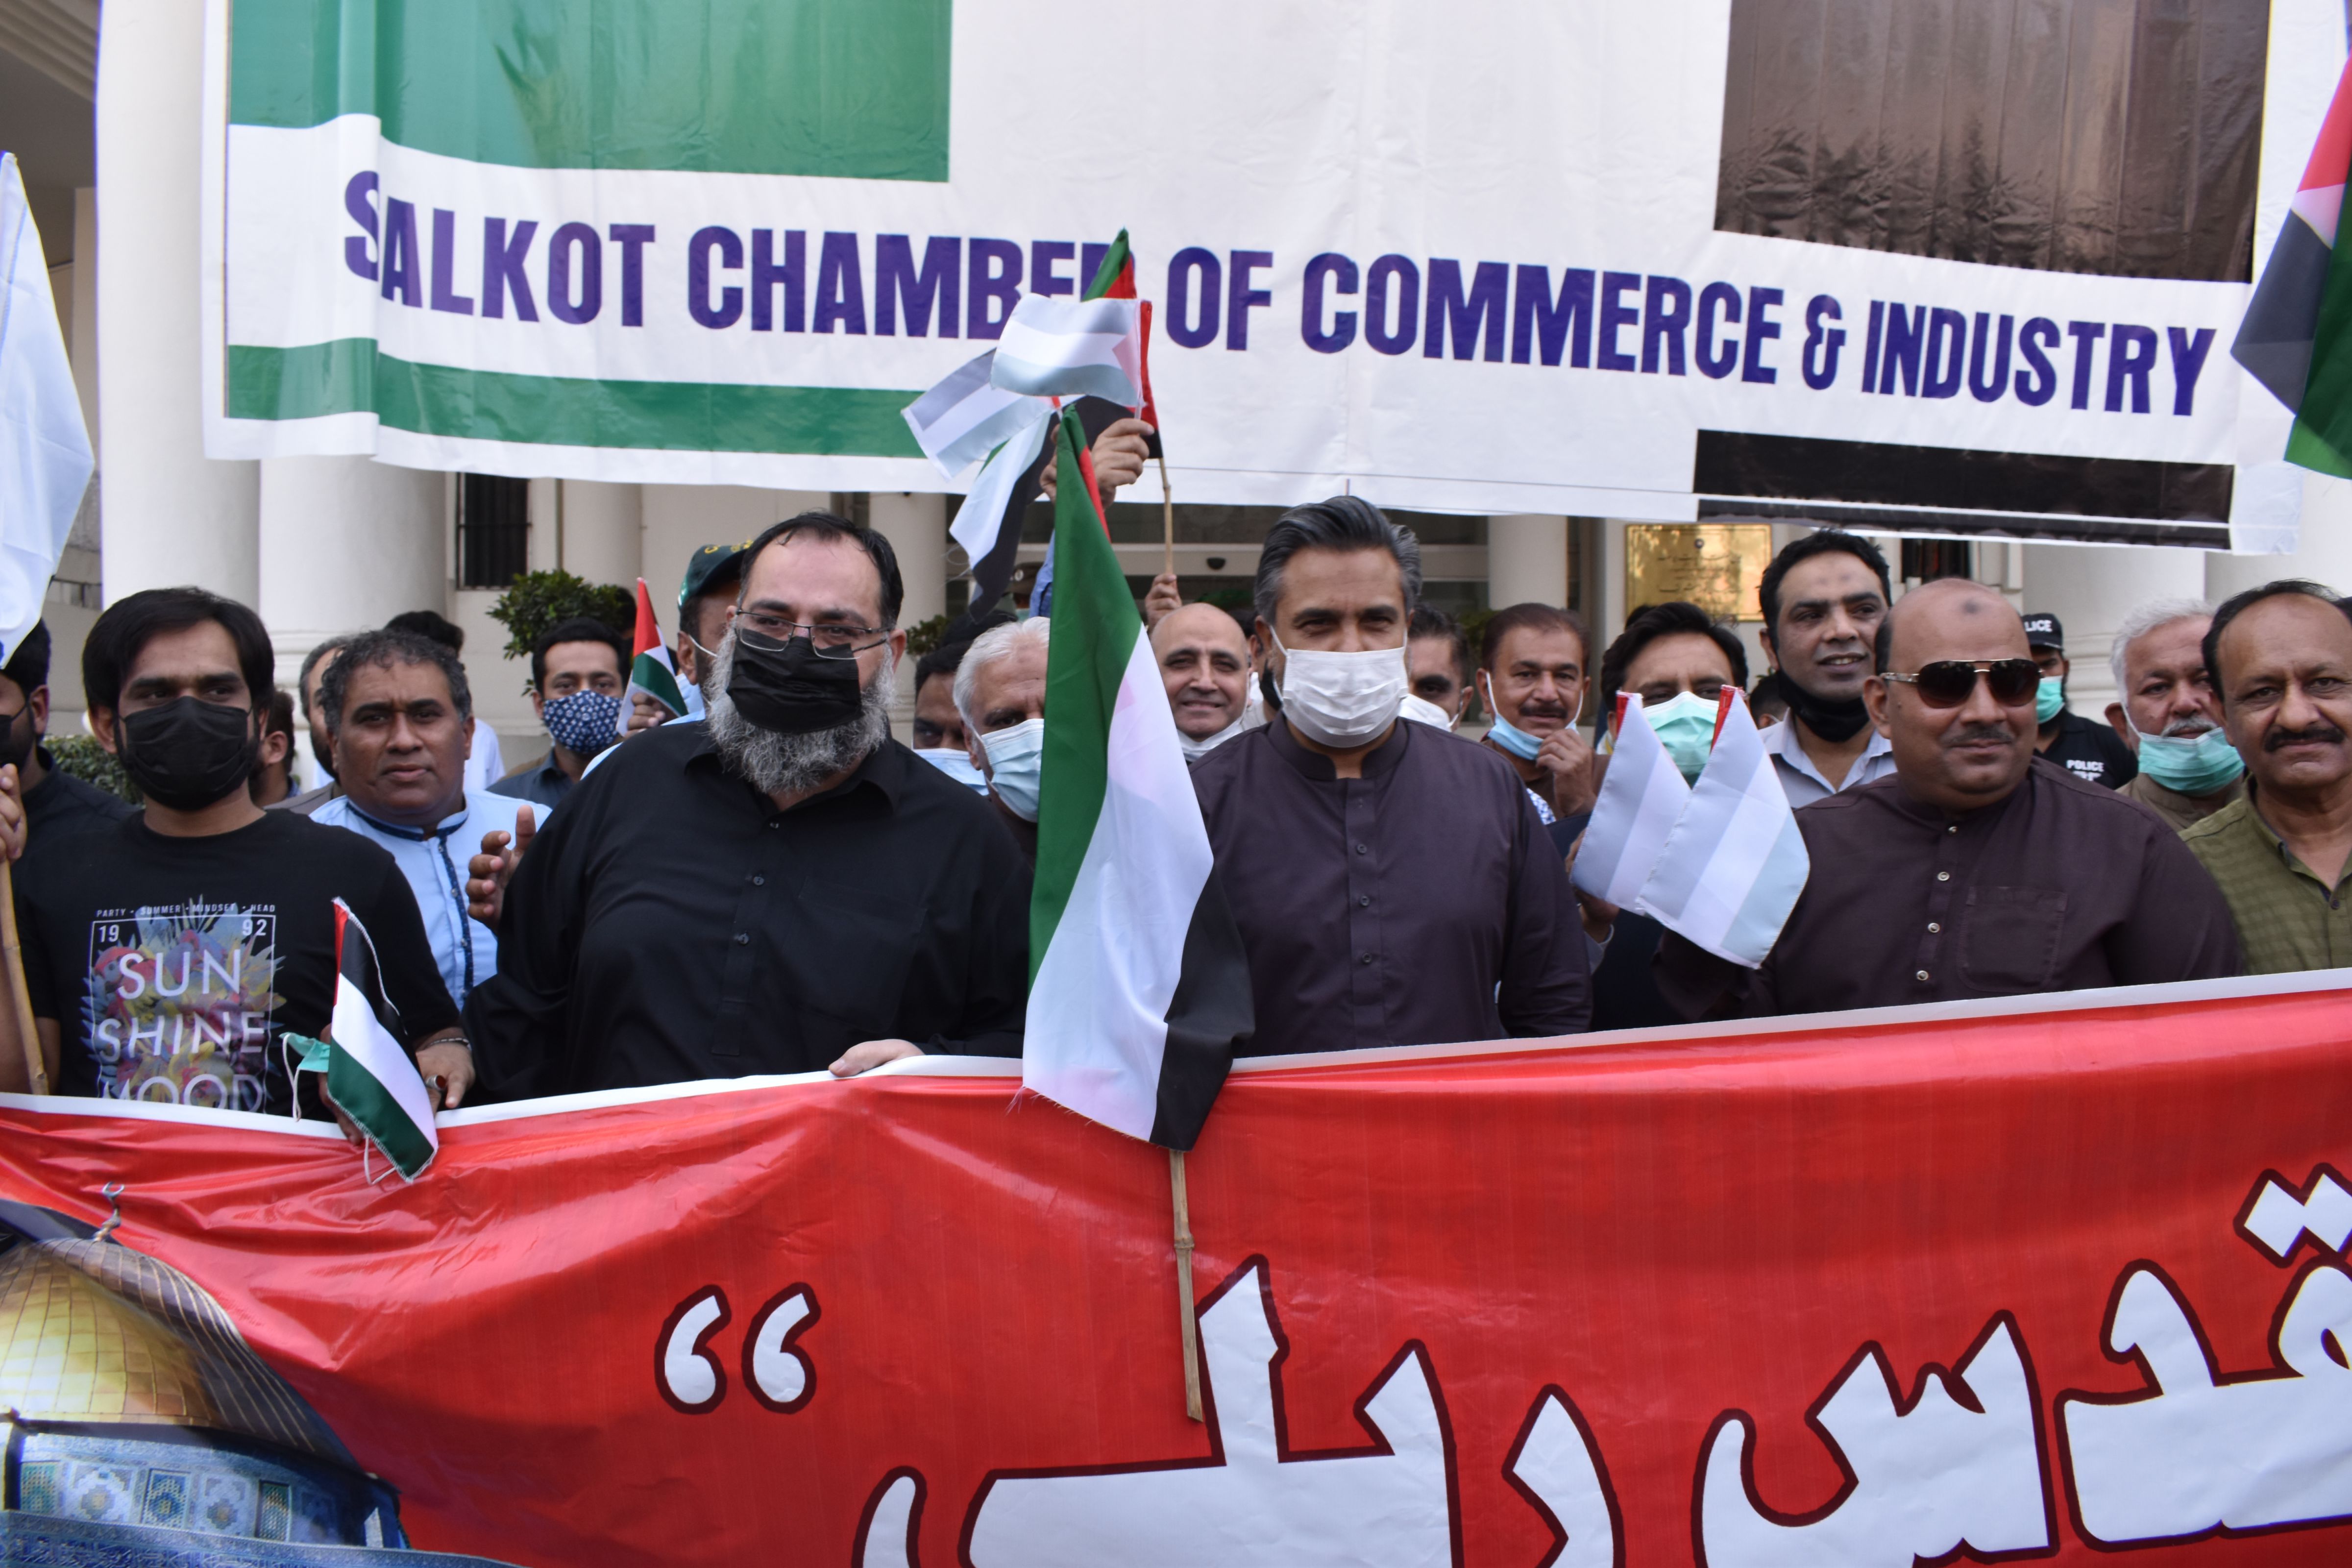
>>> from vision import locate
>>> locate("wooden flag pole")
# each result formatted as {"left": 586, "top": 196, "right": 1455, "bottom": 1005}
{"left": 1159, "top": 453, "right": 1176, "bottom": 580}
{"left": 1170, "top": 1148, "right": 1203, "bottom": 1421}
{"left": 2, "top": 859, "right": 46, "bottom": 1095}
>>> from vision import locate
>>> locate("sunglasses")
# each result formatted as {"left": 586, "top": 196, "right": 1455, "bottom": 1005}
{"left": 1881, "top": 658, "right": 2040, "bottom": 709}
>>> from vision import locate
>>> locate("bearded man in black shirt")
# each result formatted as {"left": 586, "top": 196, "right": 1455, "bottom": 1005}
{"left": 0, "top": 589, "right": 467, "bottom": 1121}
{"left": 462, "top": 513, "right": 1030, "bottom": 1098}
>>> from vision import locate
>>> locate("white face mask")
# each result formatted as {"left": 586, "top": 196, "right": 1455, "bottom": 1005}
{"left": 1397, "top": 693, "right": 1456, "bottom": 731}
{"left": 1270, "top": 631, "right": 1408, "bottom": 748}
{"left": 979, "top": 717, "right": 1045, "bottom": 821}
{"left": 1178, "top": 716, "right": 1246, "bottom": 762}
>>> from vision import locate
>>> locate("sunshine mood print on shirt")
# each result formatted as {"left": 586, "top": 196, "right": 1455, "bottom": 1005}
{"left": 82, "top": 901, "right": 285, "bottom": 1108}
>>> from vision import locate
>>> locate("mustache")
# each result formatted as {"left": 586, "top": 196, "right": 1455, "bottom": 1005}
{"left": 2159, "top": 718, "right": 2219, "bottom": 739}
{"left": 1944, "top": 722, "right": 2018, "bottom": 748}
{"left": 2266, "top": 721, "right": 2347, "bottom": 751}
{"left": 1516, "top": 697, "right": 1570, "bottom": 719}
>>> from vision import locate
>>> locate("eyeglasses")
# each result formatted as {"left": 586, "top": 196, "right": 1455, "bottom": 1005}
{"left": 1881, "top": 658, "right": 2040, "bottom": 709}
{"left": 731, "top": 609, "right": 891, "bottom": 661}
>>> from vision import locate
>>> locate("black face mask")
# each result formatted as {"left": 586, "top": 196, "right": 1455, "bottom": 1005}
{"left": 1769, "top": 668, "right": 1872, "bottom": 743}
{"left": 725, "top": 630, "right": 865, "bottom": 735}
{"left": 117, "top": 697, "right": 258, "bottom": 810}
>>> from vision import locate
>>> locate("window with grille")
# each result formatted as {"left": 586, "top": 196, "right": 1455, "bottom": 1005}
{"left": 1902, "top": 539, "right": 1973, "bottom": 585}
{"left": 456, "top": 475, "right": 531, "bottom": 588}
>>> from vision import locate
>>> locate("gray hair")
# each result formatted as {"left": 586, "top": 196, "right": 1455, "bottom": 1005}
{"left": 2107, "top": 598, "right": 2215, "bottom": 694}
{"left": 704, "top": 624, "right": 894, "bottom": 796}
{"left": 318, "top": 630, "right": 472, "bottom": 737}
{"left": 1252, "top": 496, "right": 1423, "bottom": 631}
{"left": 954, "top": 616, "right": 1052, "bottom": 731}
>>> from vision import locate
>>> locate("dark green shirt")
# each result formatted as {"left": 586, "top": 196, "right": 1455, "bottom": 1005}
{"left": 2180, "top": 796, "right": 2352, "bottom": 974}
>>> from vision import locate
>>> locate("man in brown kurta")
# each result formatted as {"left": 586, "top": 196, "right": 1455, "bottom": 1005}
{"left": 1658, "top": 579, "right": 2238, "bottom": 1019}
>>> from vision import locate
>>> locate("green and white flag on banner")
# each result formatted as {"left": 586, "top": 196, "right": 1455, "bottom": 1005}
{"left": 1024, "top": 409, "right": 1251, "bottom": 1150}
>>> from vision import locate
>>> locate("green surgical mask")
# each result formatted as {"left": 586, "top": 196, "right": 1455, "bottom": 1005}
{"left": 1645, "top": 690, "right": 1720, "bottom": 782}
{"left": 2035, "top": 676, "right": 2065, "bottom": 725}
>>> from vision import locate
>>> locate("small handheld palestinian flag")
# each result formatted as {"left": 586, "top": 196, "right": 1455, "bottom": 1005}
{"left": 322, "top": 899, "right": 439, "bottom": 1179}
{"left": 627, "top": 578, "right": 689, "bottom": 721}
{"left": 2235, "top": 58, "right": 2352, "bottom": 472}
{"left": 1082, "top": 229, "right": 1161, "bottom": 440}
{"left": 1024, "top": 406, "right": 1250, "bottom": 1150}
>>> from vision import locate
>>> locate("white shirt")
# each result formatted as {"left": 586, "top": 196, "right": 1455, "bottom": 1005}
{"left": 1757, "top": 718, "right": 1898, "bottom": 808}
{"left": 312, "top": 789, "right": 526, "bottom": 1009}
{"left": 463, "top": 722, "right": 507, "bottom": 793}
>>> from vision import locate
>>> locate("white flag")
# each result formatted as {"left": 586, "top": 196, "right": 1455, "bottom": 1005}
{"left": 1570, "top": 695, "right": 1691, "bottom": 910}
{"left": 901, "top": 348, "right": 1050, "bottom": 479}
{"left": 1636, "top": 692, "right": 1810, "bottom": 967}
{"left": 990, "top": 295, "right": 1143, "bottom": 405}
{"left": 0, "top": 152, "right": 90, "bottom": 664}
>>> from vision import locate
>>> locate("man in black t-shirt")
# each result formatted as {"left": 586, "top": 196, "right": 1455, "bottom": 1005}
{"left": 0, "top": 589, "right": 467, "bottom": 1120}
{"left": 2024, "top": 611, "right": 2137, "bottom": 789}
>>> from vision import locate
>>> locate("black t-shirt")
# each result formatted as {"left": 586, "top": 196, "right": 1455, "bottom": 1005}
{"left": 2039, "top": 708, "right": 2137, "bottom": 790}
{"left": 13, "top": 810, "right": 459, "bottom": 1114}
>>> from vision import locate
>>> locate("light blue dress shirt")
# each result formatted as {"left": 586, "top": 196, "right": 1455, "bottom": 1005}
{"left": 312, "top": 790, "right": 526, "bottom": 1009}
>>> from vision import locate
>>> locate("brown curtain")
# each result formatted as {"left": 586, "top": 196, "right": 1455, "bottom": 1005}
{"left": 1715, "top": 0, "right": 2268, "bottom": 282}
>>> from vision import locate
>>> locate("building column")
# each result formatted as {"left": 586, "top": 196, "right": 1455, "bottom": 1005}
{"left": 556, "top": 480, "right": 643, "bottom": 587}
{"left": 1487, "top": 515, "right": 1569, "bottom": 610}
{"left": 96, "top": 0, "right": 258, "bottom": 605}
{"left": 258, "top": 455, "right": 444, "bottom": 677}
{"left": 2017, "top": 542, "right": 2204, "bottom": 720}
{"left": 869, "top": 493, "right": 948, "bottom": 627}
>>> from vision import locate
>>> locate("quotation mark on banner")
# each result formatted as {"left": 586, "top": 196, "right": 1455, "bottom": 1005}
{"left": 655, "top": 1283, "right": 821, "bottom": 1415}
{"left": 2237, "top": 1167, "right": 2352, "bottom": 1263}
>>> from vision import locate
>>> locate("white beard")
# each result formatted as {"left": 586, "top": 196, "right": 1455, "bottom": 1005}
{"left": 704, "top": 632, "right": 896, "bottom": 797}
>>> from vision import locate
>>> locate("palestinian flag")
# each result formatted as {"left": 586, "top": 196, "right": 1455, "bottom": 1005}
{"left": 627, "top": 578, "right": 689, "bottom": 719}
{"left": 1082, "top": 230, "right": 1161, "bottom": 439}
{"left": 326, "top": 899, "right": 438, "bottom": 1179}
{"left": 2235, "top": 59, "right": 2352, "bottom": 472}
{"left": 1025, "top": 406, "right": 1250, "bottom": 1150}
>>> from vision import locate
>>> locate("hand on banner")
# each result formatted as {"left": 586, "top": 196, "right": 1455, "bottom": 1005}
{"left": 1039, "top": 418, "right": 1155, "bottom": 502}
{"left": 830, "top": 1038, "right": 921, "bottom": 1077}
{"left": 627, "top": 693, "right": 677, "bottom": 735}
{"left": 468, "top": 805, "right": 535, "bottom": 926}
{"left": 1142, "top": 573, "right": 1182, "bottom": 629}
{"left": 415, "top": 1029, "right": 476, "bottom": 1109}
{"left": 0, "top": 763, "right": 24, "bottom": 863}
{"left": 1536, "top": 727, "right": 1597, "bottom": 816}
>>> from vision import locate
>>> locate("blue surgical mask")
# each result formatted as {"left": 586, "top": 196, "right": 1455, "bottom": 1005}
{"left": 543, "top": 690, "right": 622, "bottom": 758}
{"left": 1645, "top": 690, "right": 1720, "bottom": 782}
{"left": 2133, "top": 723, "right": 2245, "bottom": 797}
{"left": 916, "top": 747, "right": 990, "bottom": 795}
{"left": 980, "top": 717, "right": 1044, "bottom": 822}
{"left": 2035, "top": 676, "right": 2065, "bottom": 725}
{"left": 1485, "top": 709, "right": 1544, "bottom": 760}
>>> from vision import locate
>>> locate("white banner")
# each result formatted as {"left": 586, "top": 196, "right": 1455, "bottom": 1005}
{"left": 202, "top": 0, "right": 2347, "bottom": 547}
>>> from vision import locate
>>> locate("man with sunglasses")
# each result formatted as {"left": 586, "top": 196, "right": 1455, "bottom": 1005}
{"left": 462, "top": 512, "right": 1031, "bottom": 1097}
{"left": 1656, "top": 578, "right": 2236, "bottom": 1019}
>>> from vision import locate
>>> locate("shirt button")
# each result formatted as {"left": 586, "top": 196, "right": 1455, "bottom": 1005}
{"left": 734, "top": 932, "right": 750, "bottom": 945}
{"left": 1936, "top": 871, "right": 1951, "bottom": 882}
{"left": 1947, "top": 824, "right": 1958, "bottom": 834}
{"left": 751, "top": 874, "right": 766, "bottom": 886}
{"left": 1916, "top": 970, "right": 1931, "bottom": 981}
{"left": 1355, "top": 843, "right": 1369, "bottom": 855}
{"left": 1927, "top": 922, "right": 1940, "bottom": 933}
{"left": 1358, "top": 895, "right": 1372, "bottom": 907}
{"left": 768, "top": 820, "right": 781, "bottom": 830}
{"left": 1360, "top": 953, "right": 1375, "bottom": 964}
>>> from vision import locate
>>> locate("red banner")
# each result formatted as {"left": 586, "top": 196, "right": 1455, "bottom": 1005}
{"left": 6, "top": 974, "right": 2352, "bottom": 1567}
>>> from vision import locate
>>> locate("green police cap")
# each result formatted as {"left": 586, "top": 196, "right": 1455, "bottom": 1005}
{"left": 678, "top": 539, "right": 754, "bottom": 610}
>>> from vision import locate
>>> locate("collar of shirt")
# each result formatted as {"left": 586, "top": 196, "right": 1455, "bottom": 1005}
{"left": 1759, "top": 714, "right": 1893, "bottom": 790}
{"left": 2239, "top": 786, "right": 2352, "bottom": 894}
{"left": 1262, "top": 713, "right": 1410, "bottom": 783}
{"left": 678, "top": 723, "right": 908, "bottom": 811}
{"left": 343, "top": 797, "right": 472, "bottom": 842}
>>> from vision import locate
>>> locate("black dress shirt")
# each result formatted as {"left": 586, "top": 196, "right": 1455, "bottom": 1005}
{"left": 1656, "top": 756, "right": 2238, "bottom": 1019}
{"left": 1190, "top": 715, "right": 1591, "bottom": 1056}
{"left": 2039, "top": 708, "right": 2137, "bottom": 789}
{"left": 467, "top": 724, "right": 1030, "bottom": 1096}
